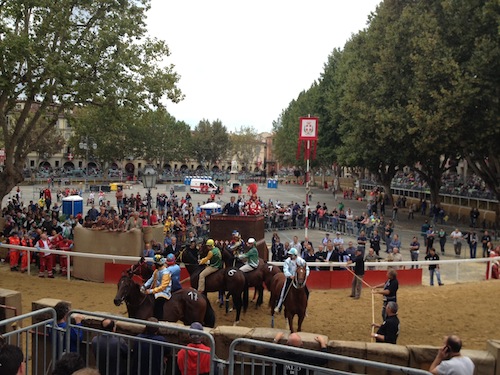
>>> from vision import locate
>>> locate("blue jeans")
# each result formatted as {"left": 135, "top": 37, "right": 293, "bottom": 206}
{"left": 470, "top": 243, "right": 477, "bottom": 258}
{"left": 429, "top": 268, "right": 442, "bottom": 286}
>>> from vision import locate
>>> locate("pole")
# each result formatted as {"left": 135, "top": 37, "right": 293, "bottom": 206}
{"left": 304, "top": 140, "right": 310, "bottom": 239}
{"left": 147, "top": 187, "right": 151, "bottom": 225}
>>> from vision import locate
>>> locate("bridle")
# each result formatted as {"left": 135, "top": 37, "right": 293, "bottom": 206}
{"left": 118, "top": 276, "right": 148, "bottom": 307}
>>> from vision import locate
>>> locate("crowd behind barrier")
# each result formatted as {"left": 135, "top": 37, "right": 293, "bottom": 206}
{"left": 1, "top": 242, "right": 498, "bottom": 284}
{"left": 361, "top": 171, "right": 497, "bottom": 201}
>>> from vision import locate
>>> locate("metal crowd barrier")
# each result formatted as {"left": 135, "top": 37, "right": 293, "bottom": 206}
{"left": 0, "top": 308, "right": 220, "bottom": 375}
{"left": 228, "top": 338, "right": 432, "bottom": 375}
{"left": 0, "top": 307, "right": 58, "bottom": 375}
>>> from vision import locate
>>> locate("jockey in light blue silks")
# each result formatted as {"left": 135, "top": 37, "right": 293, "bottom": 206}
{"left": 274, "top": 248, "right": 310, "bottom": 313}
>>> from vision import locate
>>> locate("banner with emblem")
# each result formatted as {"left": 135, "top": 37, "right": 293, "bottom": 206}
{"left": 297, "top": 117, "right": 318, "bottom": 160}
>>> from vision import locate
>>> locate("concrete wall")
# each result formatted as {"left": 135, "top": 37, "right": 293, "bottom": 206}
{"left": 30, "top": 298, "right": 497, "bottom": 375}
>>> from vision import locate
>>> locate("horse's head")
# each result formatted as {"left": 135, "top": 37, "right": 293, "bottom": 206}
{"left": 114, "top": 273, "right": 136, "bottom": 306}
{"left": 295, "top": 265, "right": 307, "bottom": 288}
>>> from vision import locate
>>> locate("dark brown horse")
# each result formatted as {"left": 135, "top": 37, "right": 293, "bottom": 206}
{"left": 113, "top": 272, "right": 216, "bottom": 327}
{"left": 221, "top": 247, "right": 267, "bottom": 308}
{"left": 178, "top": 246, "right": 248, "bottom": 325}
{"left": 269, "top": 264, "right": 308, "bottom": 332}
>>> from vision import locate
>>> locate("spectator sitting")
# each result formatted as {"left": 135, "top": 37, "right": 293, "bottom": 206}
{"left": 269, "top": 332, "right": 328, "bottom": 375}
{"left": 52, "top": 353, "right": 85, "bottom": 375}
{"left": 0, "top": 343, "right": 25, "bottom": 375}
{"left": 177, "top": 322, "right": 211, "bottom": 375}
{"left": 429, "top": 335, "right": 474, "bottom": 375}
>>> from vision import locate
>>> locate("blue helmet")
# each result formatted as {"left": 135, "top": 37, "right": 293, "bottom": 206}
{"left": 166, "top": 253, "right": 176, "bottom": 265}
{"left": 288, "top": 248, "right": 298, "bottom": 256}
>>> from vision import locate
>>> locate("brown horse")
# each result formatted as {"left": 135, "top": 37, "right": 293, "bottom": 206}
{"left": 113, "top": 272, "right": 216, "bottom": 327}
{"left": 178, "top": 246, "right": 248, "bottom": 325}
{"left": 263, "top": 262, "right": 282, "bottom": 291}
{"left": 221, "top": 246, "right": 267, "bottom": 308}
{"left": 269, "top": 264, "right": 308, "bottom": 332}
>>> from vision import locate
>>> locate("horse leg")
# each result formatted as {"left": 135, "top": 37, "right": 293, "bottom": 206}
{"left": 256, "top": 285, "right": 264, "bottom": 308}
{"left": 225, "top": 292, "right": 230, "bottom": 314}
{"left": 232, "top": 294, "right": 242, "bottom": 326}
{"left": 287, "top": 312, "right": 295, "bottom": 333}
{"left": 218, "top": 290, "right": 224, "bottom": 308}
{"left": 297, "top": 313, "right": 305, "bottom": 332}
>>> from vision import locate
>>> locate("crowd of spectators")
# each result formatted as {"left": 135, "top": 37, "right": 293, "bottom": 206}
{"left": 362, "top": 171, "right": 495, "bottom": 200}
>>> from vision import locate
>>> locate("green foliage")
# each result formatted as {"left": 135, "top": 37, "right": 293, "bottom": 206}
{"left": 191, "top": 120, "right": 230, "bottom": 166}
{"left": 0, "top": 0, "right": 183, "bottom": 201}
{"left": 230, "top": 126, "right": 261, "bottom": 171}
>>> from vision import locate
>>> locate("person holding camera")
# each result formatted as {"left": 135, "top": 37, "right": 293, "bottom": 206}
{"left": 429, "top": 335, "right": 474, "bottom": 375}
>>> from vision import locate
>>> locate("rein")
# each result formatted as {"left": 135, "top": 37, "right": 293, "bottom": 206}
{"left": 122, "top": 278, "right": 148, "bottom": 307}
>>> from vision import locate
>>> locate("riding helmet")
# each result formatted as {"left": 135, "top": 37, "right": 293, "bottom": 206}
{"left": 154, "top": 254, "right": 165, "bottom": 265}
{"left": 288, "top": 248, "right": 298, "bottom": 256}
{"left": 166, "top": 253, "right": 176, "bottom": 265}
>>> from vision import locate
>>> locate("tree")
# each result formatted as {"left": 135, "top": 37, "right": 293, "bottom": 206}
{"left": 229, "top": 126, "right": 261, "bottom": 172}
{"left": 191, "top": 120, "right": 230, "bottom": 167}
{"left": 333, "top": 3, "right": 413, "bottom": 206}
{"left": 0, "top": 0, "right": 183, "bottom": 203}
{"left": 134, "top": 109, "right": 192, "bottom": 167}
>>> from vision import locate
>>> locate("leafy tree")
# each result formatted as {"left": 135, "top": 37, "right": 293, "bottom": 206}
{"left": 273, "top": 84, "right": 321, "bottom": 169}
{"left": 191, "top": 119, "right": 230, "bottom": 168}
{"left": 136, "top": 109, "right": 192, "bottom": 167}
{"left": 0, "top": 0, "right": 182, "bottom": 203}
{"left": 333, "top": 2, "right": 413, "bottom": 206}
{"left": 229, "top": 126, "right": 261, "bottom": 172}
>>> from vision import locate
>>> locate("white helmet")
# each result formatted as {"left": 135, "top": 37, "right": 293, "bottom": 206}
{"left": 288, "top": 248, "right": 298, "bottom": 256}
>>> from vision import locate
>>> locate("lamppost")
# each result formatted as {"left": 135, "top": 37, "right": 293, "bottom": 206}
{"left": 142, "top": 166, "right": 157, "bottom": 225}
{"left": 79, "top": 137, "right": 97, "bottom": 192}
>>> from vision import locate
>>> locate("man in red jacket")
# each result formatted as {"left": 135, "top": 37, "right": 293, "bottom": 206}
{"left": 7, "top": 231, "right": 21, "bottom": 271}
{"left": 177, "top": 322, "right": 211, "bottom": 375}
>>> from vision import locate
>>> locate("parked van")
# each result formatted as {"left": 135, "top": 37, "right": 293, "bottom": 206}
{"left": 190, "top": 178, "right": 219, "bottom": 194}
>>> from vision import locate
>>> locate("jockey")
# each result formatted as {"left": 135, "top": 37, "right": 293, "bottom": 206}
{"left": 166, "top": 253, "right": 182, "bottom": 292}
{"left": 274, "top": 248, "right": 310, "bottom": 313}
{"left": 141, "top": 255, "right": 172, "bottom": 320}
{"left": 228, "top": 230, "right": 244, "bottom": 255}
{"left": 238, "top": 238, "right": 259, "bottom": 273}
{"left": 197, "top": 239, "right": 223, "bottom": 293}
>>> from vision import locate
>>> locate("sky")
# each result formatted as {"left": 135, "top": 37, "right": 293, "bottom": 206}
{"left": 147, "top": 1, "right": 381, "bottom": 134}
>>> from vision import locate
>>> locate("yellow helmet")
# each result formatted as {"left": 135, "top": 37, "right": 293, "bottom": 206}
{"left": 206, "top": 239, "right": 215, "bottom": 247}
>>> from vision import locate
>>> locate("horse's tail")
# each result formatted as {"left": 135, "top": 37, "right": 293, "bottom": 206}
{"left": 202, "top": 293, "right": 216, "bottom": 328}
{"left": 242, "top": 279, "right": 249, "bottom": 312}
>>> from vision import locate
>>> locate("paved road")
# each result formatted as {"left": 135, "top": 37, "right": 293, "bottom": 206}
{"left": 4, "top": 182, "right": 493, "bottom": 285}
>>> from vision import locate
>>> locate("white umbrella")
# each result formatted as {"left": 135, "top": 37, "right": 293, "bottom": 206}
{"left": 200, "top": 202, "right": 221, "bottom": 209}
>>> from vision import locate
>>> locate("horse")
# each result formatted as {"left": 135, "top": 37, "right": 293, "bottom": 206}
{"left": 269, "top": 264, "right": 308, "bottom": 332}
{"left": 178, "top": 246, "right": 248, "bottom": 325}
{"left": 221, "top": 246, "right": 267, "bottom": 308}
{"left": 263, "top": 262, "right": 282, "bottom": 291}
{"left": 129, "top": 257, "right": 154, "bottom": 282}
{"left": 113, "top": 272, "right": 216, "bottom": 327}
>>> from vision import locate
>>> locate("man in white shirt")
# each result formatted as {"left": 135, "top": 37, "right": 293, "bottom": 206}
{"left": 429, "top": 335, "right": 474, "bottom": 375}
{"left": 333, "top": 232, "right": 344, "bottom": 249}
{"left": 450, "top": 228, "right": 463, "bottom": 256}
{"left": 289, "top": 235, "right": 302, "bottom": 254}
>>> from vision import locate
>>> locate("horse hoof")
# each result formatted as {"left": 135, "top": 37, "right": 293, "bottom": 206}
{"left": 229, "top": 307, "right": 233, "bottom": 312}
{"left": 233, "top": 321, "right": 240, "bottom": 326}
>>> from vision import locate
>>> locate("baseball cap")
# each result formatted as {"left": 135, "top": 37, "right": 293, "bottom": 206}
{"left": 189, "top": 322, "right": 204, "bottom": 343}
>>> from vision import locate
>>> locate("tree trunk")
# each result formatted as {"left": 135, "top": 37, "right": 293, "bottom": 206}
{"left": 427, "top": 177, "right": 442, "bottom": 206}
{"left": 0, "top": 169, "right": 23, "bottom": 210}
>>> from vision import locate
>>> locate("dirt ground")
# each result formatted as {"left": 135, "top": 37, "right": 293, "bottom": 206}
{"left": 1, "top": 265, "right": 498, "bottom": 350}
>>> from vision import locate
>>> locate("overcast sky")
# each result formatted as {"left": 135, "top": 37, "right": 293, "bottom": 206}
{"left": 147, "top": 1, "right": 381, "bottom": 133}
